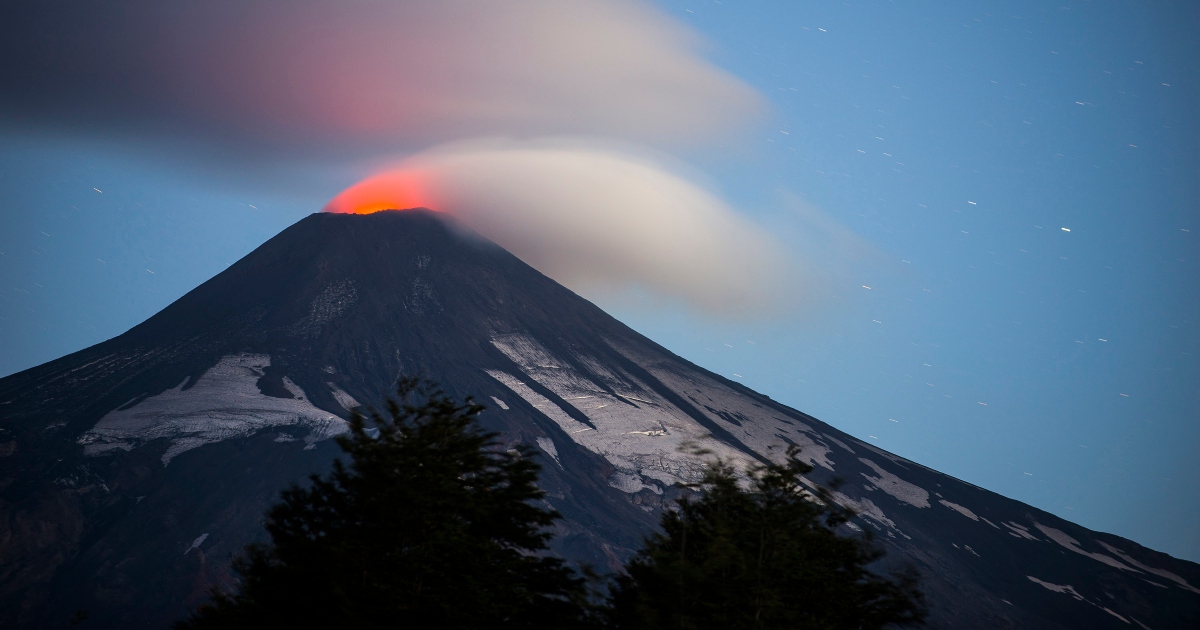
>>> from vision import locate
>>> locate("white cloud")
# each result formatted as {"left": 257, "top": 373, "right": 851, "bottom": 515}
{"left": 327, "top": 140, "right": 802, "bottom": 316}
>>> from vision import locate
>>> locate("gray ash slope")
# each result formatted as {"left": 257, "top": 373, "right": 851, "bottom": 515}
{"left": 1, "top": 210, "right": 1197, "bottom": 629}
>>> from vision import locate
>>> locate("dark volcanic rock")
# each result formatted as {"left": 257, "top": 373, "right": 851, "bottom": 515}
{"left": 1, "top": 210, "right": 1197, "bottom": 628}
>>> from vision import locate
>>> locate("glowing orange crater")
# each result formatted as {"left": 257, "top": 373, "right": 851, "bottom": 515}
{"left": 324, "top": 168, "right": 436, "bottom": 215}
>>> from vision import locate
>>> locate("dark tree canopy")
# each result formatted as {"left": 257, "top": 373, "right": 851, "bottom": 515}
{"left": 178, "top": 379, "right": 593, "bottom": 630}
{"left": 179, "top": 379, "right": 922, "bottom": 629}
{"left": 606, "top": 447, "right": 926, "bottom": 630}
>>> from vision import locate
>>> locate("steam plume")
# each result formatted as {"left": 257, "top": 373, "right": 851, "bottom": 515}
{"left": 327, "top": 141, "right": 800, "bottom": 316}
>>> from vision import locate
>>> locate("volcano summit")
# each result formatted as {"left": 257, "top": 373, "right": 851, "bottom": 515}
{"left": 0, "top": 210, "right": 1196, "bottom": 628}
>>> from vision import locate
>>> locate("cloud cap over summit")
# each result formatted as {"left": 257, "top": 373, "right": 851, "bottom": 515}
{"left": 327, "top": 141, "right": 804, "bottom": 316}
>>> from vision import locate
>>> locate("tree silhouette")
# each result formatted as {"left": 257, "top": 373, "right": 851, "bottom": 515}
{"left": 605, "top": 446, "right": 925, "bottom": 630}
{"left": 178, "top": 378, "right": 593, "bottom": 630}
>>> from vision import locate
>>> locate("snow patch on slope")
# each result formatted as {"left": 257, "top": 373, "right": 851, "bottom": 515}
{"left": 485, "top": 370, "right": 590, "bottom": 434}
{"left": 487, "top": 365, "right": 738, "bottom": 492}
{"left": 491, "top": 334, "right": 564, "bottom": 371}
{"left": 859, "top": 458, "right": 930, "bottom": 508}
{"left": 857, "top": 441, "right": 913, "bottom": 468}
{"left": 1003, "top": 521, "right": 1039, "bottom": 541}
{"left": 1027, "top": 576, "right": 1086, "bottom": 601}
{"left": 1027, "top": 576, "right": 1133, "bottom": 624}
{"left": 1034, "top": 523, "right": 1140, "bottom": 573}
{"left": 487, "top": 334, "right": 752, "bottom": 493}
{"left": 1095, "top": 540, "right": 1200, "bottom": 595}
{"left": 184, "top": 533, "right": 209, "bottom": 556}
{"left": 608, "top": 338, "right": 836, "bottom": 471}
{"left": 832, "top": 492, "right": 908, "bottom": 537}
{"left": 822, "top": 433, "right": 856, "bottom": 454}
{"left": 489, "top": 333, "right": 912, "bottom": 541}
{"left": 78, "top": 354, "right": 348, "bottom": 465}
{"left": 938, "top": 499, "right": 979, "bottom": 521}
{"left": 535, "top": 436, "right": 561, "bottom": 467}
{"left": 327, "top": 383, "right": 361, "bottom": 411}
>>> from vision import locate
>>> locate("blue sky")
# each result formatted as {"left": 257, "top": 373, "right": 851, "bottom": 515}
{"left": 1, "top": 1, "right": 1196, "bottom": 561}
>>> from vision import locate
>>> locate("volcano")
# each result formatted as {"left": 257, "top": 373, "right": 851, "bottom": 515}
{"left": 0, "top": 210, "right": 1196, "bottom": 628}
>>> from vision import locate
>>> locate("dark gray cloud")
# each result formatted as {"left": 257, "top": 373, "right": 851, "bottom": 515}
{"left": 0, "top": 0, "right": 763, "bottom": 154}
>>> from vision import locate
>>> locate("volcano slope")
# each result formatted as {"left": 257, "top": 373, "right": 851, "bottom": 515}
{"left": 0, "top": 210, "right": 1196, "bottom": 628}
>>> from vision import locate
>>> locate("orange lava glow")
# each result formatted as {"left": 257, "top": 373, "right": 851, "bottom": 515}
{"left": 323, "top": 168, "right": 437, "bottom": 215}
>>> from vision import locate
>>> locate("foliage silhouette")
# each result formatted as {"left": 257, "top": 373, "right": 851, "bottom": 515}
{"left": 605, "top": 446, "right": 926, "bottom": 629}
{"left": 177, "top": 378, "right": 593, "bottom": 630}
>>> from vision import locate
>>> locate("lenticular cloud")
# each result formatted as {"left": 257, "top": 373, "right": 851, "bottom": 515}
{"left": 327, "top": 141, "right": 800, "bottom": 316}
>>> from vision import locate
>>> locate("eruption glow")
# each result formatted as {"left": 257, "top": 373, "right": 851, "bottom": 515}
{"left": 325, "top": 170, "right": 435, "bottom": 216}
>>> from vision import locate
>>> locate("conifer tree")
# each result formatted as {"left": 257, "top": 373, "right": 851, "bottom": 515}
{"left": 178, "top": 378, "right": 593, "bottom": 630}
{"left": 605, "top": 447, "right": 925, "bottom": 630}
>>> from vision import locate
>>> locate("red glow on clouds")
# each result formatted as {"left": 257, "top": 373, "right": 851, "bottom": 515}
{"left": 324, "top": 168, "right": 436, "bottom": 215}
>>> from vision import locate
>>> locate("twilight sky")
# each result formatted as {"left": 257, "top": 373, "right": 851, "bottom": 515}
{"left": 1, "top": 1, "right": 1196, "bottom": 561}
